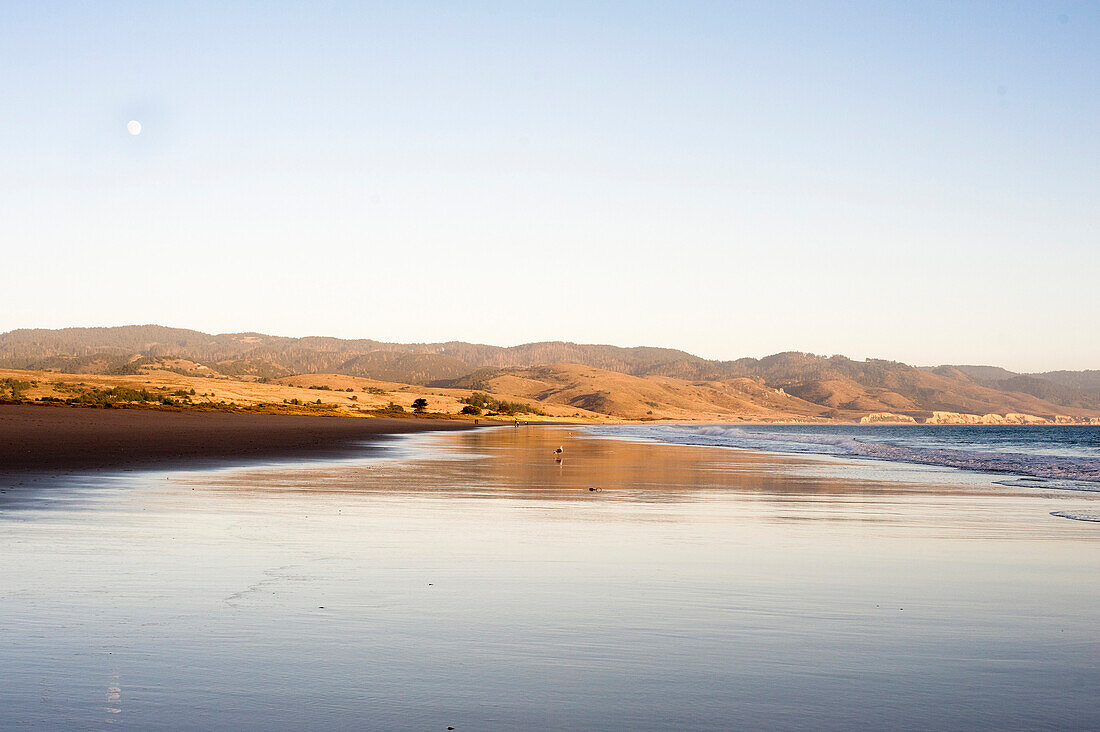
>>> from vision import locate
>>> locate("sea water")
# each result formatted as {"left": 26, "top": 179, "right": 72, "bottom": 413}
{"left": 583, "top": 424, "right": 1100, "bottom": 488}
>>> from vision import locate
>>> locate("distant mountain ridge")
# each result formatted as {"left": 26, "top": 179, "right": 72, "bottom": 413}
{"left": 948, "top": 365, "right": 1100, "bottom": 401}
{"left": 0, "top": 326, "right": 719, "bottom": 381}
{"left": 2, "top": 325, "right": 1097, "bottom": 420}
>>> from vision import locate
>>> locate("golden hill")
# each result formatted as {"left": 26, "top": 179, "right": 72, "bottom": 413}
{"left": 441, "top": 364, "right": 828, "bottom": 421}
{"left": 0, "top": 368, "right": 607, "bottom": 421}
{"left": 2, "top": 326, "right": 1098, "bottom": 423}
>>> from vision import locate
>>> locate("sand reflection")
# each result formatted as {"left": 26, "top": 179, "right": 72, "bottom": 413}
{"left": 179, "top": 426, "right": 1054, "bottom": 506}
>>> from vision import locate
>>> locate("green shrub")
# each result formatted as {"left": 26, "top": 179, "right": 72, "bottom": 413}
{"left": 0, "top": 378, "right": 34, "bottom": 401}
{"left": 459, "top": 392, "right": 544, "bottom": 416}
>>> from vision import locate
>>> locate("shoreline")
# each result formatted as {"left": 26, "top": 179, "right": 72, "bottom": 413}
{"left": 576, "top": 422, "right": 1100, "bottom": 489}
{"left": 5, "top": 398, "right": 1092, "bottom": 429}
{"left": 0, "top": 404, "right": 487, "bottom": 476}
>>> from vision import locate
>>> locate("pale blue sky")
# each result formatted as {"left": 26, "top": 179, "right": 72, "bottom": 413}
{"left": 2, "top": 1, "right": 1097, "bottom": 371}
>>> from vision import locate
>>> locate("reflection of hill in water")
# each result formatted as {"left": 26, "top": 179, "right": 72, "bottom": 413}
{"left": 185, "top": 427, "right": 1007, "bottom": 505}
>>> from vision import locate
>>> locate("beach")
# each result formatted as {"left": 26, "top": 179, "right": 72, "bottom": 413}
{"left": 1, "top": 423, "right": 1098, "bottom": 729}
{"left": 0, "top": 404, "right": 479, "bottom": 474}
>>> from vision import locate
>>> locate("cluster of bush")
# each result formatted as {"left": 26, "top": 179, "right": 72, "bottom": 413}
{"left": 63, "top": 386, "right": 190, "bottom": 407}
{"left": 0, "top": 378, "right": 35, "bottom": 401}
{"left": 283, "top": 398, "right": 334, "bottom": 408}
{"left": 460, "top": 392, "right": 545, "bottom": 416}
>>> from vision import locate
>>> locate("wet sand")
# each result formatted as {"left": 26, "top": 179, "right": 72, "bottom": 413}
{"left": 1, "top": 426, "right": 1097, "bottom": 729}
{"left": 0, "top": 404, "right": 480, "bottom": 474}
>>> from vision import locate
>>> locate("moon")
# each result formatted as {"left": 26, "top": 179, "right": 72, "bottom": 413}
{"left": 126, "top": 120, "right": 142, "bottom": 136}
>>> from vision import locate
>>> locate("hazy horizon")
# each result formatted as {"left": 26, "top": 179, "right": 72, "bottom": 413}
{"left": 3, "top": 2, "right": 1098, "bottom": 372}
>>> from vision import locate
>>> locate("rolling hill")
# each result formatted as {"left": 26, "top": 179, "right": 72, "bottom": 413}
{"left": 2, "top": 325, "right": 1097, "bottom": 421}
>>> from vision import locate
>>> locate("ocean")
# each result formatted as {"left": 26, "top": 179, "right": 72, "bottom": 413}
{"left": 583, "top": 424, "right": 1100, "bottom": 490}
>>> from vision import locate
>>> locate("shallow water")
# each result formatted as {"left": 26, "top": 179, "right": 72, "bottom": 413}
{"left": 583, "top": 424, "right": 1100, "bottom": 487}
{"left": 2, "top": 427, "right": 1098, "bottom": 730}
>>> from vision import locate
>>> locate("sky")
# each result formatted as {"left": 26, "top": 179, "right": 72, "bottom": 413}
{"left": 1, "top": 1, "right": 1097, "bottom": 372}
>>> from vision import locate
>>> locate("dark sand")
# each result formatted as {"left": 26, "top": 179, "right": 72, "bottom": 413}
{"left": 0, "top": 404, "right": 479, "bottom": 474}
